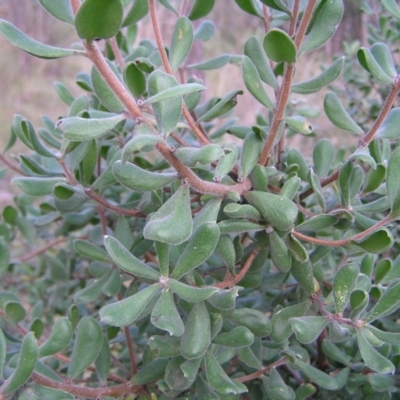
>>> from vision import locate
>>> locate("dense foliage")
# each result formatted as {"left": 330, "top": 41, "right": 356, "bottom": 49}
{"left": 0, "top": 0, "right": 400, "bottom": 398}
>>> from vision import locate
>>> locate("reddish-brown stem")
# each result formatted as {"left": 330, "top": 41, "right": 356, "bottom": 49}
{"left": 84, "top": 188, "right": 145, "bottom": 217}
{"left": 70, "top": 0, "right": 80, "bottom": 14}
{"left": 148, "top": 0, "right": 173, "bottom": 74}
{"left": 30, "top": 372, "right": 141, "bottom": 399}
{"left": 300, "top": 170, "right": 339, "bottom": 200}
{"left": 148, "top": 0, "right": 211, "bottom": 145}
{"left": 19, "top": 237, "right": 67, "bottom": 262}
{"left": 116, "top": 292, "right": 138, "bottom": 376}
{"left": 263, "top": 5, "right": 271, "bottom": 33}
{"left": 363, "top": 76, "right": 400, "bottom": 145}
{"left": 109, "top": 37, "right": 126, "bottom": 69}
{"left": 235, "top": 357, "right": 287, "bottom": 383}
{"left": 98, "top": 205, "right": 108, "bottom": 235}
{"left": 258, "top": 64, "right": 295, "bottom": 166}
{"left": 300, "top": 77, "right": 400, "bottom": 201}
{"left": 0, "top": 154, "right": 26, "bottom": 176}
{"left": 59, "top": 158, "right": 78, "bottom": 185}
{"left": 294, "top": 0, "right": 317, "bottom": 49}
{"left": 288, "top": 0, "right": 301, "bottom": 37}
{"left": 84, "top": 42, "right": 143, "bottom": 119}
{"left": 155, "top": 142, "right": 252, "bottom": 197}
{"left": 215, "top": 248, "right": 259, "bottom": 288}
{"left": 291, "top": 214, "right": 393, "bottom": 247}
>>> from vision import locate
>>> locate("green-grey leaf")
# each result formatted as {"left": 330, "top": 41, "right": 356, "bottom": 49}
{"left": 91, "top": 63, "right": 125, "bottom": 112}
{"left": 113, "top": 160, "right": 178, "bottom": 192}
{"left": 12, "top": 177, "right": 66, "bottom": 197}
{"left": 147, "top": 70, "right": 182, "bottom": 136}
{"left": 356, "top": 328, "right": 395, "bottom": 374}
{"left": 357, "top": 46, "right": 393, "bottom": 84}
{"left": 300, "top": 0, "right": 344, "bottom": 54}
{"left": 189, "top": 0, "right": 215, "bottom": 20}
{"left": 324, "top": 92, "right": 363, "bottom": 134}
{"left": 382, "top": 0, "right": 400, "bottom": 18}
{"left": 171, "top": 221, "right": 220, "bottom": 279}
{"left": 292, "top": 57, "right": 344, "bottom": 94}
{"left": 205, "top": 351, "right": 248, "bottom": 394}
{"left": 242, "top": 56, "right": 274, "bottom": 110}
{"left": 67, "top": 317, "right": 103, "bottom": 379}
{"left": 38, "top": 317, "right": 72, "bottom": 358}
{"left": 38, "top": 0, "right": 74, "bottom": 24}
{"left": 169, "top": 17, "right": 194, "bottom": 71}
{"left": 289, "top": 316, "right": 329, "bottom": 344}
{"left": 245, "top": 191, "right": 298, "bottom": 231}
{"left": 284, "top": 116, "right": 314, "bottom": 135}
{"left": 150, "top": 288, "right": 184, "bottom": 336}
{"left": 370, "top": 43, "right": 397, "bottom": 78}
{"left": 144, "top": 83, "right": 205, "bottom": 104}
{"left": 213, "top": 326, "right": 254, "bottom": 348}
{"left": 228, "top": 308, "right": 271, "bottom": 337}
{"left": 169, "top": 279, "right": 217, "bottom": 302}
{"left": 104, "top": 235, "right": 160, "bottom": 281}
{"left": 122, "top": 0, "right": 149, "bottom": 27}
{"left": 188, "top": 54, "right": 230, "bottom": 70}
{"left": 333, "top": 263, "right": 359, "bottom": 314}
{"left": 353, "top": 228, "right": 394, "bottom": 254}
{"left": 0, "top": 20, "right": 81, "bottom": 59}
{"left": 180, "top": 301, "right": 210, "bottom": 360}
{"left": 99, "top": 283, "right": 161, "bottom": 326}
{"left": 365, "top": 280, "right": 400, "bottom": 322}
{"left": 263, "top": 28, "right": 296, "bottom": 64}
{"left": 143, "top": 185, "right": 193, "bottom": 245}
{"left": 295, "top": 359, "right": 338, "bottom": 390}
{"left": 244, "top": 36, "right": 278, "bottom": 89}
{"left": 3, "top": 332, "right": 38, "bottom": 396}
{"left": 313, "top": 138, "right": 334, "bottom": 178}
{"left": 377, "top": 108, "right": 400, "bottom": 139}
{"left": 75, "top": 0, "right": 123, "bottom": 41}
{"left": 57, "top": 114, "right": 126, "bottom": 141}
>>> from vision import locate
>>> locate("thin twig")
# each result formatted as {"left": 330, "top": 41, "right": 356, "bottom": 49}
{"left": 288, "top": 0, "right": 301, "bottom": 37}
{"left": 363, "top": 77, "right": 400, "bottom": 145}
{"left": 85, "top": 188, "right": 145, "bottom": 217}
{"left": 294, "top": 0, "right": 317, "bottom": 49}
{"left": 0, "top": 153, "right": 26, "bottom": 176}
{"left": 148, "top": 0, "right": 211, "bottom": 145}
{"left": 258, "top": 64, "right": 295, "bottom": 166}
{"left": 214, "top": 248, "right": 259, "bottom": 288}
{"left": 19, "top": 237, "right": 67, "bottom": 262}
{"left": 262, "top": 5, "right": 271, "bottom": 33}
{"left": 84, "top": 42, "right": 143, "bottom": 119}
{"left": 109, "top": 37, "right": 126, "bottom": 69}
{"left": 155, "top": 142, "right": 251, "bottom": 197}
{"left": 291, "top": 214, "right": 393, "bottom": 247}
{"left": 235, "top": 357, "right": 287, "bottom": 383}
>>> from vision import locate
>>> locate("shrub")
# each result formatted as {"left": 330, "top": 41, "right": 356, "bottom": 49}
{"left": 0, "top": 0, "right": 400, "bottom": 398}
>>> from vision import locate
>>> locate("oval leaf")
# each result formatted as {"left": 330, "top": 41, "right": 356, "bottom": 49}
{"left": 169, "top": 17, "right": 194, "bottom": 71}
{"left": 57, "top": 114, "right": 126, "bottom": 141}
{"left": 99, "top": 283, "right": 161, "bottom": 326}
{"left": 333, "top": 263, "right": 359, "bottom": 314}
{"left": 75, "top": 0, "right": 123, "bottom": 41}
{"left": 3, "top": 332, "right": 38, "bottom": 396}
{"left": 289, "top": 316, "right": 329, "bottom": 344}
{"left": 263, "top": 29, "right": 296, "bottom": 64}
{"left": 38, "top": 317, "right": 73, "bottom": 358}
{"left": 113, "top": 160, "right": 178, "bottom": 192}
{"left": 67, "top": 317, "right": 103, "bottom": 379}
{"left": 143, "top": 185, "right": 193, "bottom": 245}
{"left": 0, "top": 20, "right": 81, "bottom": 59}
{"left": 104, "top": 235, "right": 161, "bottom": 281}
{"left": 171, "top": 221, "right": 220, "bottom": 279}
{"left": 323, "top": 92, "right": 363, "bottom": 134}
{"left": 245, "top": 191, "right": 298, "bottom": 231}
{"left": 180, "top": 301, "right": 210, "bottom": 360}
{"left": 150, "top": 288, "right": 184, "bottom": 336}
